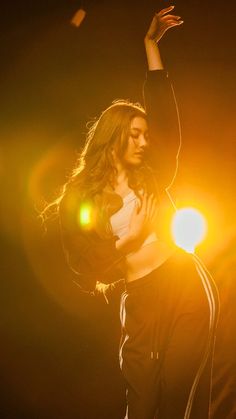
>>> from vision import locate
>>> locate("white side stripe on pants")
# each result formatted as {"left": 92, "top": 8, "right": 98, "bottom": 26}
{"left": 119, "top": 292, "right": 129, "bottom": 370}
{"left": 184, "top": 254, "right": 219, "bottom": 419}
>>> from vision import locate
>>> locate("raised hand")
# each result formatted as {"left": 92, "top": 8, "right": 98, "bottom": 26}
{"left": 145, "top": 5, "right": 183, "bottom": 44}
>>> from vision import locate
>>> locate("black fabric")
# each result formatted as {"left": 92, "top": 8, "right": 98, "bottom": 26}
{"left": 59, "top": 186, "right": 125, "bottom": 291}
{"left": 59, "top": 70, "right": 180, "bottom": 292}
{"left": 143, "top": 70, "right": 180, "bottom": 190}
{"left": 119, "top": 249, "right": 219, "bottom": 419}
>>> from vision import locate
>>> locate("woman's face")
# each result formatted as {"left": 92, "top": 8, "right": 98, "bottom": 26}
{"left": 122, "top": 116, "right": 149, "bottom": 167}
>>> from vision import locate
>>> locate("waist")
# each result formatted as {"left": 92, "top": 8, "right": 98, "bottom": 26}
{"left": 125, "top": 240, "right": 176, "bottom": 283}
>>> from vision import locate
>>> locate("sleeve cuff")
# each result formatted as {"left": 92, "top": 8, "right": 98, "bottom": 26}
{"left": 146, "top": 69, "right": 169, "bottom": 81}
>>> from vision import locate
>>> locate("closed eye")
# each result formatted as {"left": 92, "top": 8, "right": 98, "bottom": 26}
{"left": 130, "top": 128, "right": 149, "bottom": 140}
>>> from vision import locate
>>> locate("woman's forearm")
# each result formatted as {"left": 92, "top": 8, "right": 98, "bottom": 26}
{"left": 144, "top": 6, "right": 183, "bottom": 71}
{"left": 116, "top": 231, "right": 152, "bottom": 255}
{"left": 144, "top": 38, "right": 164, "bottom": 71}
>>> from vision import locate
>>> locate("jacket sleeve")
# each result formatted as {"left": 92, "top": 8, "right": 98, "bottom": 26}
{"left": 59, "top": 188, "right": 125, "bottom": 293}
{"left": 143, "top": 70, "right": 181, "bottom": 191}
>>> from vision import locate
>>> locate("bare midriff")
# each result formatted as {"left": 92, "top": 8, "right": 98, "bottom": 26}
{"left": 125, "top": 240, "right": 175, "bottom": 282}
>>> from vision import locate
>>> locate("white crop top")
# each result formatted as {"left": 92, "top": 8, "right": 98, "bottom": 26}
{"left": 110, "top": 190, "right": 158, "bottom": 246}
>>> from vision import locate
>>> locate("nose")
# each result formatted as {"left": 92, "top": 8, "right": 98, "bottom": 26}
{"left": 139, "top": 135, "right": 148, "bottom": 149}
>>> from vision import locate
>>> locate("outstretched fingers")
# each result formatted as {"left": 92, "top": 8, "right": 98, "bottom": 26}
{"left": 162, "top": 15, "right": 183, "bottom": 25}
{"left": 162, "top": 14, "right": 181, "bottom": 21}
{"left": 157, "top": 5, "right": 183, "bottom": 24}
{"left": 145, "top": 4, "right": 183, "bottom": 43}
{"left": 157, "top": 5, "right": 175, "bottom": 17}
{"left": 166, "top": 20, "right": 184, "bottom": 28}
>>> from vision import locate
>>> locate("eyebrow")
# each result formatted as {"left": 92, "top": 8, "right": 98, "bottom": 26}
{"left": 130, "top": 127, "right": 149, "bottom": 134}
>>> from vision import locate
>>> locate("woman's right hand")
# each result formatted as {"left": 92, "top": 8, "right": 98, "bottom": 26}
{"left": 128, "top": 193, "right": 158, "bottom": 243}
{"left": 115, "top": 193, "right": 158, "bottom": 254}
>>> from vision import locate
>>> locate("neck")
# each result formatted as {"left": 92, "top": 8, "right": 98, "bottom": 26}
{"left": 114, "top": 161, "right": 128, "bottom": 187}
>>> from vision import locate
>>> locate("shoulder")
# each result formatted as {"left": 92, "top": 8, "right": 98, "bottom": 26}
{"left": 59, "top": 184, "right": 86, "bottom": 232}
{"left": 59, "top": 185, "right": 106, "bottom": 237}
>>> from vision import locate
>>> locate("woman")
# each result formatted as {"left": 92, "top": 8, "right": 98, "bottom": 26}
{"left": 55, "top": 6, "right": 219, "bottom": 419}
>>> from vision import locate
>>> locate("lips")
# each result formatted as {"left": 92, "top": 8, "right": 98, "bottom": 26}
{"left": 134, "top": 153, "right": 144, "bottom": 157}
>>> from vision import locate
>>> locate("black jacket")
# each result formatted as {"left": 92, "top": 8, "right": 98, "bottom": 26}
{"left": 59, "top": 70, "right": 180, "bottom": 293}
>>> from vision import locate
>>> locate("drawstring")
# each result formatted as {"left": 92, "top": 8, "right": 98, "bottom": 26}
{"left": 150, "top": 318, "right": 159, "bottom": 360}
{"left": 150, "top": 283, "right": 160, "bottom": 360}
{"left": 151, "top": 350, "right": 159, "bottom": 360}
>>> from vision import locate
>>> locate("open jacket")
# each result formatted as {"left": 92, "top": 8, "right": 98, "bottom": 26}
{"left": 59, "top": 70, "right": 180, "bottom": 297}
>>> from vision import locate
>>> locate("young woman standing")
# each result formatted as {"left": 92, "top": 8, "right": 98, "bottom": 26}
{"left": 56, "top": 6, "right": 219, "bottom": 418}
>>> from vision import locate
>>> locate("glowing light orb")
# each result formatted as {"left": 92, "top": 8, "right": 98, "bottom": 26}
{"left": 171, "top": 207, "right": 207, "bottom": 253}
{"left": 79, "top": 203, "right": 92, "bottom": 227}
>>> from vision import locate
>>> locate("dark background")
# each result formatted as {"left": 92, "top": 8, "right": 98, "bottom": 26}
{"left": 1, "top": 1, "right": 236, "bottom": 418}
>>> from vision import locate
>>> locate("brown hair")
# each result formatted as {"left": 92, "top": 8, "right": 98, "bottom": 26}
{"left": 40, "top": 99, "right": 157, "bottom": 226}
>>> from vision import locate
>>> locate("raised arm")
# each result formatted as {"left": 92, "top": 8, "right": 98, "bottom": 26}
{"left": 143, "top": 6, "right": 183, "bottom": 190}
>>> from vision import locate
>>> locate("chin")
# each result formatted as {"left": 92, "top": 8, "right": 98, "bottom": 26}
{"left": 126, "top": 159, "right": 143, "bottom": 168}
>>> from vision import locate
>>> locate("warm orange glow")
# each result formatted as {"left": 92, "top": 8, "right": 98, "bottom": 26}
{"left": 78, "top": 203, "right": 93, "bottom": 228}
{"left": 71, "top": 9, "right": 86, "bottom": 28}
{"left": 27, "top": 142, "right": 75, "bottom": 209}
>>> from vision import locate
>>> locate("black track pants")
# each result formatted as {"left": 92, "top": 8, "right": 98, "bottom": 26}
{"left": 119, "top": 249, "right": 219, "bottom": 419}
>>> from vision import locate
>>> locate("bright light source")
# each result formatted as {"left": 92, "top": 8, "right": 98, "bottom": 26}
{"left": 79, "top": 203, "right": 92, "bottom": 227}
{"left": 171, "top": 207, "right": 207, "bottom": 253}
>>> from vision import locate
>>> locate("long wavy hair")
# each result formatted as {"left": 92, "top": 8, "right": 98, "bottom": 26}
{"left": 40, "top": 99, "right": 157, "bottom": 227}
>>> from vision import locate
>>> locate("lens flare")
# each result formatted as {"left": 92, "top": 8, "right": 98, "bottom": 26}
{"left": 28, "top": 142, "right": 75, "bottom": 209}
{"left": 79, "top": 203, "right": 92, "bottom": 227}
{"left": 171, "top": 207, "right": 207, "bottom": 253}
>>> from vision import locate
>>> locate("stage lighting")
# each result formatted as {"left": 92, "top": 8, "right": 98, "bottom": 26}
{"left": 171, "top": 207, "right": 207, "bottom": 253}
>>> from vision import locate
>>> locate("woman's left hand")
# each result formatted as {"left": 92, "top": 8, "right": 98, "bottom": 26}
{"left": 145, "top": 5, "right": 183, "bottom": 44}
